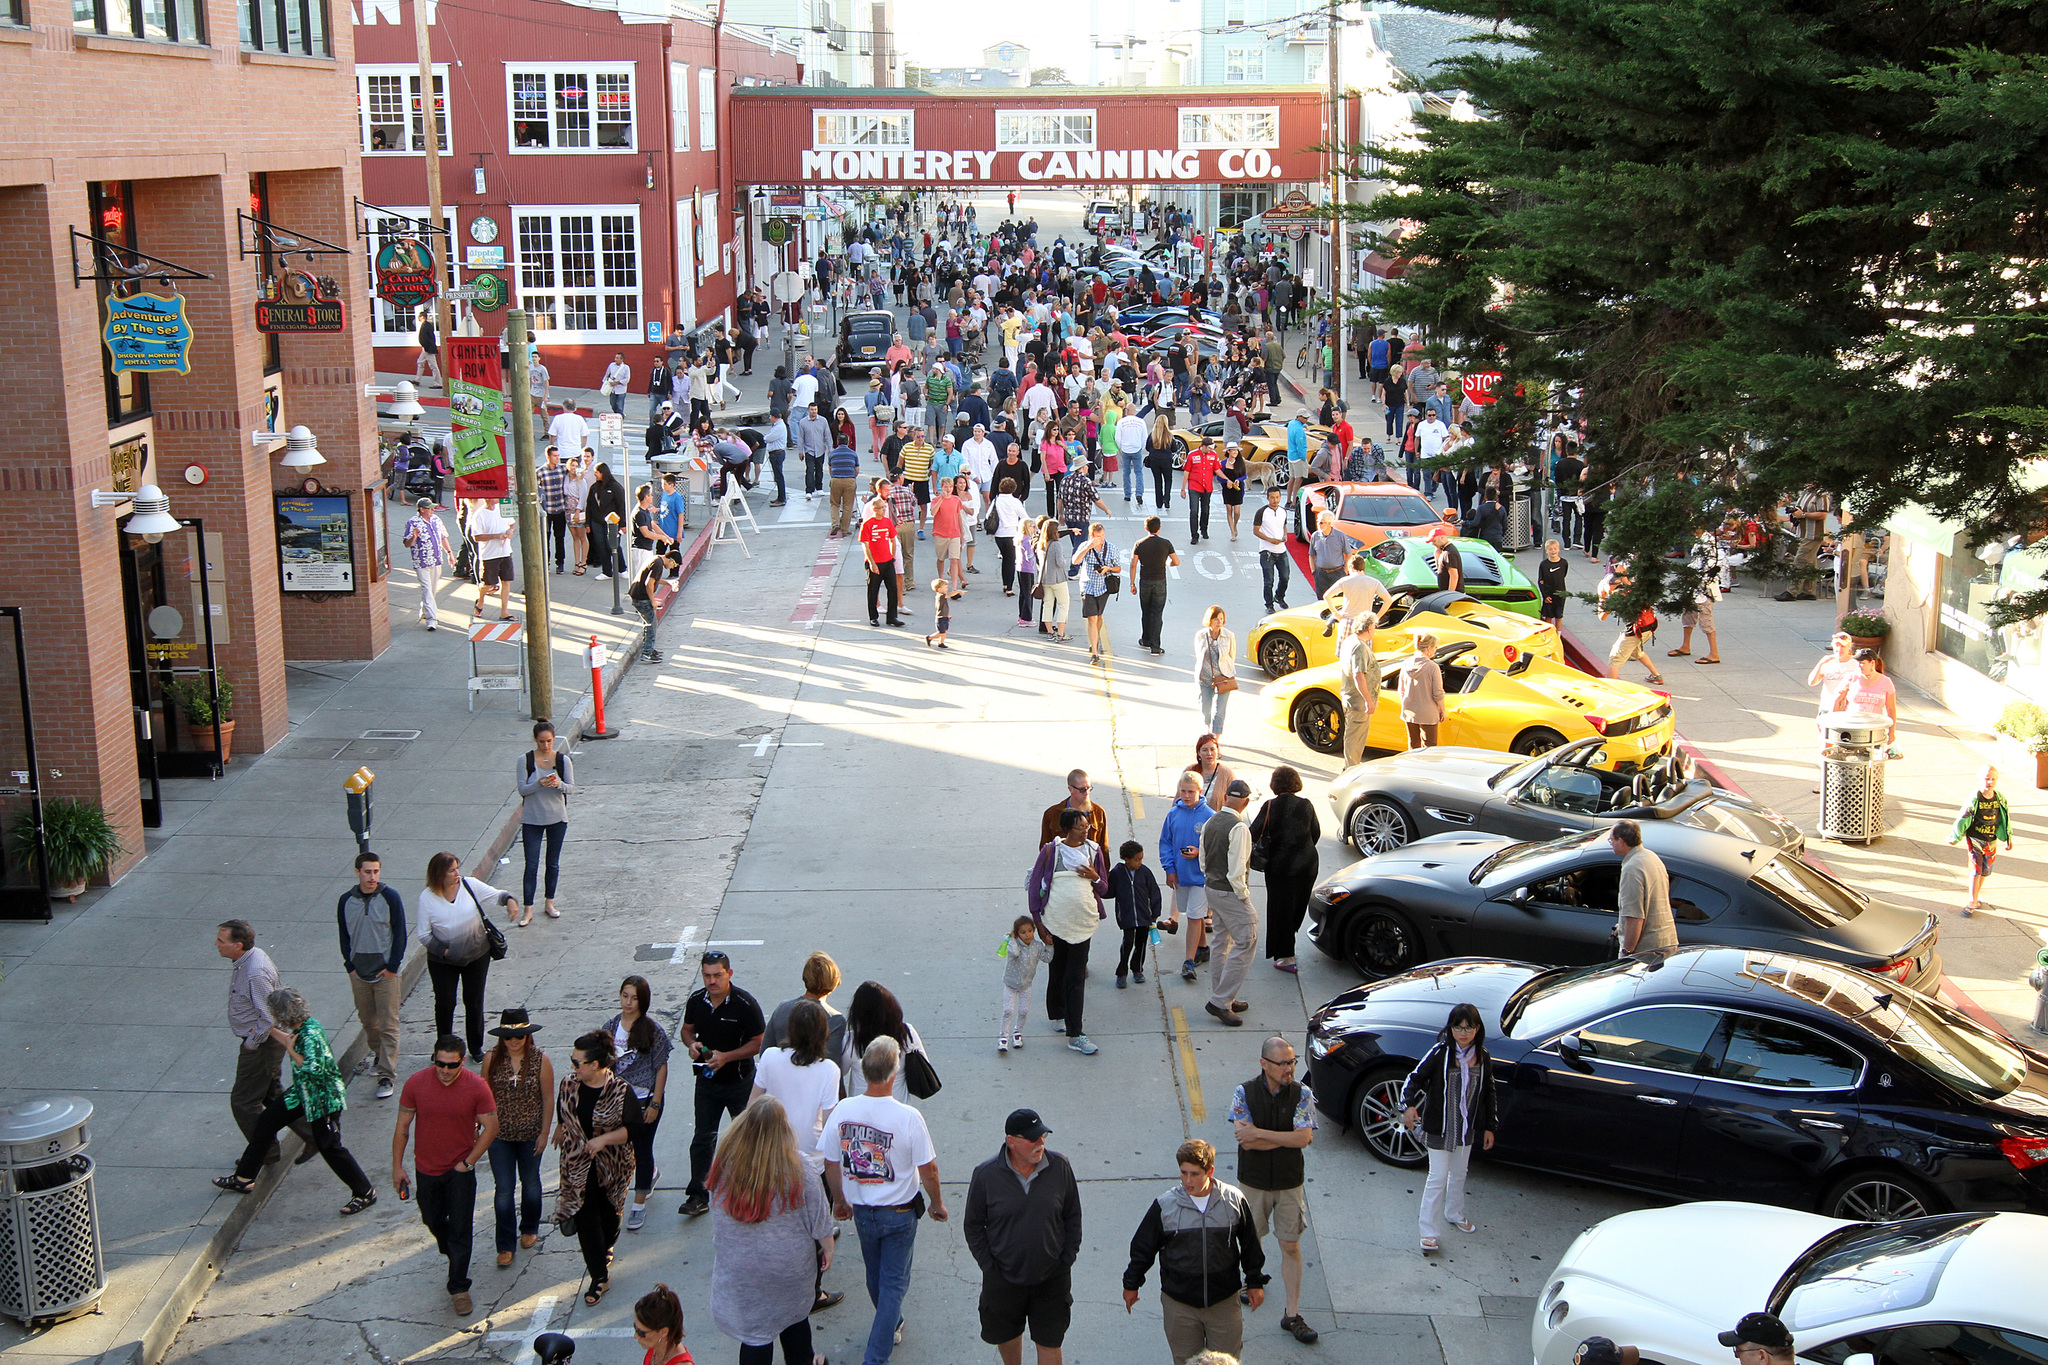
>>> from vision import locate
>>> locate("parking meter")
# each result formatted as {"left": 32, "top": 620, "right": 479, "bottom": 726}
{"left": 344, "top": 766, "right": 375, "bottom": 853}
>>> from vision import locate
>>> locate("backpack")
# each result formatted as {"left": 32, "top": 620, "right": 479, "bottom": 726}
{"left": 904, "top": 380, "right": 921, "bottom": 408}
{"left": 1629, "top": 607, "right": 1658, "bottom": 638}
{"left": 525, "top": 751, "right": 568, "bottom": 803}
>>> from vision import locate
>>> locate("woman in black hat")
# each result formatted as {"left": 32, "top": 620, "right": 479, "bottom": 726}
{"left": 482, "top": 1008, "right": 554, "bottom": 1267}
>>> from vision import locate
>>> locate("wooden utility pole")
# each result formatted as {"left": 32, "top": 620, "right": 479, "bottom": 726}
{"left": 505, "top": 310, "right": 553, "bottom": 715}
{"left": 1327, "top": 0, "right": 1346, "bottom": 415}
{"left": 414, "top": 0, "right": 452, "bottom": 360}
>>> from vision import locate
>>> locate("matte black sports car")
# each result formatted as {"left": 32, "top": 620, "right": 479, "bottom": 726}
{"left": 1305, "top": 823, "right": 1940, "bottom": 990}
{"left": 1304, "top": 948, "right": 2048, "bottom": 1221}
{"left": 1327, "top": 738, "right": 1804, "bottom": 857}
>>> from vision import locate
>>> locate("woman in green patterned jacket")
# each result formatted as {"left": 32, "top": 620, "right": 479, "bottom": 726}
{"left": 213, "top": 986, "right": 378, "bottom": 1216}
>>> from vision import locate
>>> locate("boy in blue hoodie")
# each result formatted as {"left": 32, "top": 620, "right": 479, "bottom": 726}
{"left": 1107, "top": 840, "right": 1163, "bottom": 988}
{"left": 1158, "top": 772, "right": 1213, "bottom": 982}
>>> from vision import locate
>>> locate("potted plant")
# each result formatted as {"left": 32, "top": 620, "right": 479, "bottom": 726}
{"left": 9, "top": 798, "right": 126, "bottom": 901}
{"left": 1993, "top": 702, "right": 2048, "bottom": 789}
{"left": 164, "top": 676, "right": 235, "bottom": 761}
{"left": 1838, "top": 611, "right": 1891, "bottom": 655}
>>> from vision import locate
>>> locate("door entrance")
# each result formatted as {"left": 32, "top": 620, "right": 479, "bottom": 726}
{"left": 118, "top": 521, "right": 223, "bottom": 827}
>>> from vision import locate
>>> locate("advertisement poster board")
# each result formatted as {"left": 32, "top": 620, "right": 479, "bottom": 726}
{"left": 275, "top": 494, "right": 356, "bottom": 593}
{"left": 447, "top": 336, "right": 509, "bottom": 499}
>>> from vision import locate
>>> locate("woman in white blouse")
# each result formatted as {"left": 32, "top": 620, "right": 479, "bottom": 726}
{"left": 416, "top": 851, "right": 514, "bottom": 1061}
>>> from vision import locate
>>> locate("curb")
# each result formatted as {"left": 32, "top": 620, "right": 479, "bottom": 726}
{"left": 91, "top": 519, "right": 723, "bottom": 1365}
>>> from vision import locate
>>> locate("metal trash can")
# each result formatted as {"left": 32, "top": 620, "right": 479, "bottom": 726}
{"left": 0, "top": 1097, "right": 102, "bottom": 1326}
{"left": 1504, "top": 484, "right": 1535, "bottom": 552}
{"left": 1819, "top": 714, "right": 1888, "bottom": 843}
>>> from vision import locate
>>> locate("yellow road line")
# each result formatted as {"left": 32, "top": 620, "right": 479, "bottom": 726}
{"left": 1130, "top": 791, "right": 1145, "bottom": 820}
{"left": 1170, "top": 1005, "right": 1206, "bottom": 1123}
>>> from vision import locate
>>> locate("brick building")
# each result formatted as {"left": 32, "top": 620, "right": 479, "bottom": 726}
{"left": 2, "top": 0, "right": 382, "bottom": 881}
{"left": 354, "top": 0, "right": 803, "bottom": 392}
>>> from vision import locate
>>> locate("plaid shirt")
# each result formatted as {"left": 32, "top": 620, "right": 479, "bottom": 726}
{"left": 884, "top": 480, "right": 918, "bottom": 526}
{"left": 536, "top": 462, "right": 569, "bottom": 515}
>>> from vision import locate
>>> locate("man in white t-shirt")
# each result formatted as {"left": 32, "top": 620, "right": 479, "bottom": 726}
{"left": 790, "top": 362, "right": 822, "bottom": 415}
{"left": 547, "top": 407, "right": 589, "bottom": 465}
{"left": 962, "top": 425, "right": 999, "bottom": 496}
{"left": 1415, "top": 413, "right": 1451, "bottom": 461}
{"left": 465, "top": 499, "right": 517, "bottom": 621}
{"left": 820, "top": 1036, "right": 949, "bottom": 1365}
{"left": 1116, "top": 409, "right": 1148, "bottom": 505}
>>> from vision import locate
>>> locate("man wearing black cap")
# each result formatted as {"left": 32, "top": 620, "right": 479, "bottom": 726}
{"left": 1720, "top": 1313, "right": 1794, "bottom": 1365}
{"left": 964, "top": 1109, "right": 1083, "bottom": 1365}
{"left": 1200, "top": 780, "right": 1258, "bottom": 1027}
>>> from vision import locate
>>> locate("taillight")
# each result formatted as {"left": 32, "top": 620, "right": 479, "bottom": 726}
{"left": 1873, "top": 957, "right": 1914, "bottom": 982}
{"left": 2001, "top": 1135, "right": 2048, "bottom": 1171}
{"left": 1587, "top": 716, "right": 1608, "bottom": 735}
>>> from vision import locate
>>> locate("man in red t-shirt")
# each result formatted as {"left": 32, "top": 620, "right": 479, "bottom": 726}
{"left": 393, "top": 1034, "right": 499, "bottom": 1316}
{"left": 1183, "top": 440, "right": 1222, "bottom": 544}
{"left": 1331, "top": 410, "right": 1355, "bottom": 460}
{"left": 859, "top": 498, "right": 904, "bottom": 627}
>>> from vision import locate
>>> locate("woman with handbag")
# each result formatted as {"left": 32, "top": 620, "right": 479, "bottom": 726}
{"left": 555, "top": 1030, "right": 639, "bottom": 1306}
{"left": 1037, "top": 516, "right": 1074, "bottom": 643}
{"left": 1079, "top": 521, "right": 1124, "bottom": 665}
{"left": 564, "top": 453, "right": 594, "bottom": 575}
{"left": 483, "top": 1008, "right": 554, "bottom": 1266}
{"left": 865, "top": 376, "right": 891, "bottom": 454}
{"left": 708, "top": 1096, "right": 837, "bottom": 1365}
{"left": 212, "top": 987, "right": 377, "bottom": 1216}
{"left": 1248, "top": 765, "right": 1322, "bottom": 974}
{"left": 417, "top": 852, "right": 514, "bottom": 1061}
{"left": 839, "top": 982, "right": 932, "bottom": 1101}
{"left": 1194, "top": 605, "right": 1238, "bottom": 737}
{"left": 1144, "top": 413, "right": 1178, "bottom": 512}
{"left": 1026, "top": 807, "right": 1111, "bottom": 1056}
{"left": 1014, "top": 514, "right": 1040, "bottom": 628}
{"left": 584, "top": 462, "right": 628, "bottom": 580}
{"left": 602, "top": 975, "right": 672, "bottom": 1232}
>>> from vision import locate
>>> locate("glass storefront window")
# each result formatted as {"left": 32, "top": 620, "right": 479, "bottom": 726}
{"left": 1938, "top": 543, "right": 2048, "bottom": 696}
{"left": 88, "top": 181, "right": 150, "bottom": 428}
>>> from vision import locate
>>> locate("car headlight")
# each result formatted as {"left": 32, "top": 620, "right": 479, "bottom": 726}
{"left": 1307, "top": 1033, "right": 1342, "bottom": 1060}
{"left": 1545, "top": 1300, "right": 1570, "bottom": 1331}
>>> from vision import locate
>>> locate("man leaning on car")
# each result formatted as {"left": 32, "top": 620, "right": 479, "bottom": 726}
{"left": 1613, "top": 820, "right": 1678, "bottom": 955}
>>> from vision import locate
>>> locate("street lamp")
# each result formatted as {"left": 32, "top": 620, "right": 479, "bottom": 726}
{"left": 90, "top": 484, "right": 182, "bottom": 543}
{"left": 277, "top": 425, "right": 326, "bottom": 472}
{"left": 364, "top": 380, "right": 427, "bottom": 417}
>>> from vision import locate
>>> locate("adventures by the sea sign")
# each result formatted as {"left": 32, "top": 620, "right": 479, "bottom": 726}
{"left": 103, "top": 290, "right": 195, "bottom": 375}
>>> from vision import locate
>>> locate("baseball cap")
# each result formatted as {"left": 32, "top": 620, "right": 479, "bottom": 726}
{"left": 415, "top": 497, "right": 435, "bottom": 509}
{"left": 1225, "top": 778, "right": 1253, "bottom": 798}
{"left": 1005, "top": 1108, "right": 1051, "bottom": 1139}
{"left": 1574, "top": 1339, "right": 1624, "bottom": 1365}
{"left": 1718, "top": 1313, "right": 1792, "bottom": 1350}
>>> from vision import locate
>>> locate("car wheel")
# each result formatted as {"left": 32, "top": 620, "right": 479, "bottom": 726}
{"left": 1344, "top": 904, "right": 1423, "bottom": 979}
{"left": 1821, "top": 1169, "right": 1943, "bottom": 1222}
{"left": 1353, "top": 1065, "right": 1426, "bottom": 1168}
{"left": 1291, "top": 690, "right": 1343, "bottom": 755}
{"left": 1511, "top": 726, "right": 1569, "bottom": 757}
{"left": 1259, "top": 632, "right": 1305, "bottom": 678}
{"left": 1171, "top": 436, "right": 1188, "bottom": 471}
{"left": 1348, "top": 799, "right": 1414, "bottom": 854}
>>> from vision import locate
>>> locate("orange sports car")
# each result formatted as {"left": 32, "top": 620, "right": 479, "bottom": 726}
{"left": 1295, "top": 481, "right": 1454, "bottom": 549}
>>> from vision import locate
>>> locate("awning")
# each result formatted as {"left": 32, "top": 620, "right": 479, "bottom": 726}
{"left": 1360, "top": 251, "right": 1406, "bottom": 280}
{"left": 1884, "top": 503, "right": 1964, "bottom": 557}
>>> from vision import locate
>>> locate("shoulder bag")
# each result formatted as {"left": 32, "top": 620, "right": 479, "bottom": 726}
{"left": 904, "top": 1045, "right": 943, "bottom": 1100}
{"left": 1207, "top": 634, "right": 1239, "bottom": 693}
{"left": 465, "top": 878, "right": 510, "bottom": 962}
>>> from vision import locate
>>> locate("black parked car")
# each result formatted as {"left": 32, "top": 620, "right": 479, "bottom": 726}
{"left": 1305, "top": 824, "right": 1939, "bottom": 990}
{"left": 1304, "top": 948, "right": 2048, "bottom": 1221}
{"left": 835, "top": 310, "right": 896, "bottom": 381}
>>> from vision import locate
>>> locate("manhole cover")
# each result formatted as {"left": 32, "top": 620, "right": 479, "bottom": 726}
{"left": 361, "top": 729, "right": 421, "bottom": 741}
{"left": 274, "top": 737, "right": 411, "bottom": 760}
{"left": 735, "top": 725, "right": 773, "bottom": 738}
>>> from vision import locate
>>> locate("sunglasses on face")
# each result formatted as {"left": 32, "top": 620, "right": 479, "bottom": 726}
{"left": 701, "top": 951, "right": 730, "bottom": 967}
{"left": 433, "top": 1058, "right": 464, "bottom": 1069}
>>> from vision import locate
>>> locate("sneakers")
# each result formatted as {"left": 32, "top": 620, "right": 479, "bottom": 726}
{"left": 1195, "top": 946, "right": 1212, "bottom": 965}
{"left": 375, "top": 1076, "right": 395, "bottom": 1100}
{"left": 1115, "top": 974, "right": 1129, "bottom": 989}
{"left": 1182, "top": 960, "right": 1198, "bottom": 981}
{"left": 678, "top": 1192, "right": 710, "bottom": 1217}
{"left": 626, "top": 1206, "right": 646, "bottom": 1232}
{"left": 1010, "top": 1033, "right": 1024, "bottom": 1049}
{"left": 1068, "top": 1035, "right": 1099, "bottom": 1055}
{"left": 998, "top": 1038, "right": 1009, "bottom": 1054}
{"left": 1132, "top": 968, "right": 1146, "bottom": 984}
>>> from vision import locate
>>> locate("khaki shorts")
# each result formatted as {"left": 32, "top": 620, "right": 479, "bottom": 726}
{"left": 1244, "top": 1184, "right": 1307, "bottom": 1241}
{"left": 1609, "top": 632, "right": 1649, "bottom": 666}
{"left": 934, "top": 536, "right": 962, "bottom": 562}
{"left": 1681, "top": 599, "right": 1715, "bottom": 632}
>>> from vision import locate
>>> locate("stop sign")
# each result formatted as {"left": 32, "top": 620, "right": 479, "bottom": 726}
{"left": 1462, "top": 371, "right": 1503, "bottom": 406}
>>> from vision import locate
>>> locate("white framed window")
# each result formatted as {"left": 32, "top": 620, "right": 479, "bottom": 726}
{"left": 670, "top": 62, "right": 691, "bottom": 151}
{"left": 1224, "top": 0, "right": 1246, "bottom": 24}
{"left": 994, "top": 109, "right": 1096, "bottom": 151}
{"left": 514, "top": 206, "right": 642, "bottom": 342}
{"left": 359, "top": 65, "right": 448, "bottom": 153}
{"left": 507, "top": 63, "right": 637, "bottom": 152}
{"left": 698, "top": 192, "right": 719, "bottom": 281}
{"left": 363, "top": 209, "right": 456, "bottom": 340}
{"left": 812, "top": 109, "right": 912, "bottom": 148}
{"left": 1221, "top": 48, "right": 1265, "bottom": 83}
{"left": 1179, "top": 105, "right": 1279, "bottom": 146}
{"left": 698, "top": 67, "right": 717, "bottom": 151}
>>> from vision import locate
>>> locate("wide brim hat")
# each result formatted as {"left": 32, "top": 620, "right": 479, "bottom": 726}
{"left": 488, "top": 1007, "right": 541, "bottom": 1038}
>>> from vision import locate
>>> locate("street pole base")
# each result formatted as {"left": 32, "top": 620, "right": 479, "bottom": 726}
{"left": 583, "top": 726, "right": 619, "bottom": 740}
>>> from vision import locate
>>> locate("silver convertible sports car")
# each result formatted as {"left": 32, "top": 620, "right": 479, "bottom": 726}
{"left": 1327, "top": 738, "right": 1803, "bottom": 857}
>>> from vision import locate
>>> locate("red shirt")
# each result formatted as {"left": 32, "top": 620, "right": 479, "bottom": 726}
{"left": 1184, "top": 447, "right": 1220, "bottom": 494}
{"left": 1333, "top": 418, "right": 1355, "bottom": 453}
{"left": 932, "top": 495, "right": 963, "bottom": 539}
{"left": 860, "top": 516, "right": 898, "bottom": 565}
{"left": 399, "top": 1067, "right": 496, "bottom": 1176}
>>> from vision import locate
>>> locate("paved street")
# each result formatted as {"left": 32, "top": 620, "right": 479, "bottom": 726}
{"left": 4, "top": 188, "right": 2045, "bottom": 1365}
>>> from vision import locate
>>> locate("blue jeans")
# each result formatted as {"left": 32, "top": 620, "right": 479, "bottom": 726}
{"left": 1123, "top": 457, "right": 1143, "bottom": 501}
{"left": 521, "top": 821, "right": 566, "bottom": 905}
{"left": 1260, "top": 549, "right": 1291, "bottom": 608}
{"left": 1199, "top": 680, "right": 1230, "bottom": 736}
{"left": 488, "top": 1136, "right": 544, "bottom": 1253}
{"left": 609, "top": 392, "right": 626, "bottom": 415}
{"left": 851, "top": 1204, "right": 919, "bottom": 1365}
{"left": 1386, "top": 403, "right": 1407, "bottom": 441}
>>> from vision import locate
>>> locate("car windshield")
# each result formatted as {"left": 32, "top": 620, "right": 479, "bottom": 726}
{"left": 1486, "top": 753, "right": 1549, "bottom": 791}
{"left": 1343, "top": 494, "right": 1442, "bottom": 525}
{"left": 1500, "top": 957, "right": 1650, "bottom": 1039}
{"left": 1469, "top": 829, "right": 1604, "bottom": 884}
{"left": 1751, "top": 855, "right": 1866, "bottom": 925}
{"left": 1745, "top": 956, "right": 2026, "bottom": 1101}
{"left": 1772, "top": 1214, "right": 1988, "bottom": 1331}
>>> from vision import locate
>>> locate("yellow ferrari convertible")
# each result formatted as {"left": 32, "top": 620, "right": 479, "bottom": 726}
{"left": 1246, "top": 589, "right": 1563, "bottom": 678}
{"left": 1263, "top": 641, "right": 1677, "bottom": 772}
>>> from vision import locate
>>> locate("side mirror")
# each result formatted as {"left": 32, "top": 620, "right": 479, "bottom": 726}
{"left": 1555, "top": 1033, "right": 1593, "bottom": 1073}
{"left": 1509, "top": 885, "right": 1533, "bottom": 907}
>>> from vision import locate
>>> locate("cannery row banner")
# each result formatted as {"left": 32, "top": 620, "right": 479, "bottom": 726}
{"left": 447, "top": 337, "right": 508, "bottom": 500}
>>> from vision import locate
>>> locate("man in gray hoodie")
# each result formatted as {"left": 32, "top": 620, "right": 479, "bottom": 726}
{"left": 796, "top": 400, "right": 833, "bottom": 501}
{"left": 336, "top": 851, "right": 408, "bottom": 1098}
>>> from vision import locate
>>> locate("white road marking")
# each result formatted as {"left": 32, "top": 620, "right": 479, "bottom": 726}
{"left": 1193, "top": 550, "right": 1233, "bottom": 581}
{"left": 776, "top": 497, "right": 822, "bottom": 523}
{"left": 741, "top": 734, "right": 825, "bottom": 756}
{"left": 706, "top": 939, "right": 765, "bottom": 947}
{"left": 645, "top": 925, "right": 699, "bottom": 966}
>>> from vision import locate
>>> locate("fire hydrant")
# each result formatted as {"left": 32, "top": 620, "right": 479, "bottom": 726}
{"left": 2029, "top": 949, "right": 2048, "bottom": 1034}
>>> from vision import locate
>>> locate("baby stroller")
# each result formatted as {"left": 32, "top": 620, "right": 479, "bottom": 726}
{"left": 403, "top": 439, "right": 444, "bottom": 504}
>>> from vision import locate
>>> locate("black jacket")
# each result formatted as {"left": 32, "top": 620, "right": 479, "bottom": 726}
{"left": 585, "top": 477, "right": 627, "bottom": 534}
{"left": 963, "top": 1147, "right": 1083, "bottom": 1286}
{"left": 335, "top": 885, "right": 407, "bottom": 978}
{"left": 1249, "top": 793, "right": 1321, "bottom": 881}
{"left": 1124, "top": 1178, "right": 1268, "bottom": 1308}
{"left": 1399, "top": 1039, "right": 1498, "bottom": 1146}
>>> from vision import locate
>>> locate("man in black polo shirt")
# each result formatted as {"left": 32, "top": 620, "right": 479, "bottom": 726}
{"left": 1230, "top": 1035, "right": 1319, "bottom": 1344}
{"left": 677, "top": 950, "right": 765, "bottom": 1218}
{"left": 1132, "top": 515, "right": 1180, "bottom": 656}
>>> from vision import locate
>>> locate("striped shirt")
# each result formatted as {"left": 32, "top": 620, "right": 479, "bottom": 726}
{"left": 900, "top": 439, "right": 935, "bottom": 482}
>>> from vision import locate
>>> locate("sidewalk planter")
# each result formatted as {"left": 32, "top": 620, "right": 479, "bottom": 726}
{"left": 10, "top": 799, "right": 125, "bottom": 901}
{"left": 1992, "top": 702, "right": 2048, "bottom": 789}
{"left": 163, "top": 678, "right": 236, "bottom": 763}
{"left": 1838, "top": 611, "right": 1891, "bottom": 656}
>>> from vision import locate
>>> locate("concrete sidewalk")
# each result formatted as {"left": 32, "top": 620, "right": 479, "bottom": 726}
{"left": 0, "top": 494, "right": 714, "bottom": 1365}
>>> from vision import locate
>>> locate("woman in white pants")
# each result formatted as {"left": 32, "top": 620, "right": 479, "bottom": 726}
{"left": 1400, "top": 1003, "right": 1496, "bottom": 1254}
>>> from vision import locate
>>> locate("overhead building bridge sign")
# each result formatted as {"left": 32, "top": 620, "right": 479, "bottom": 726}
{"left": 733, "top": 89, "right": 1327, "bottom": 188}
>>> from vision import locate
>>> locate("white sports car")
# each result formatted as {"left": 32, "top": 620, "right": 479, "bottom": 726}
{"left": 1533, "top": 1202, "right": 2048, "bottom": 1365}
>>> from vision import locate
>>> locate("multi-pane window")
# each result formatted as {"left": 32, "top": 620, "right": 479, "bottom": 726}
{"left": 1180, "top": 107, "right": 1280, "bottom": 146}
{"left": 698, "top": 67, "right": 716, "bottom": 151}
{"left": 697, "top": 194, "right": 718, "bottom": 280}
{"left": 517, "top": 209, "right": 640, "bottom": 340}
{"left": 77, "top": 0, "right": 205, "bottom": 43}
{"left": 669, "top": 62, "right": 691, "bottom": 151}
{"left": 1222, "top": 47, "right": 1264, "bottom": 83}
{"left": 359, "top": 68, "right": 448, "bottom": 152}
{"left": 1218, "top": 187, "right": 1270, "bottom": 230}
{"left": 508, "top": 65, "right": 637, "bottom": 152}
{"left": 239, "top": 0, "right": 327, "bottom": 54}
{"left": 364, "top": 211, "right": 455, "bottom": 340}
{"left": 1223, "top": 0, "right": 1245, "bottom": 23}
{"left": 995, "top": 110, "right": 1096, "bottom": 150}
{"left": 812, "top": 110, "right": 912, "bottom": 148}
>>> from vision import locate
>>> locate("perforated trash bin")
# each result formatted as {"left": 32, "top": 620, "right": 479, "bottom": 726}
{"left": 0, "top": 1097, "right": 103, "bottom": 1326}
{"left": 1505, "top": 488, "right": 1535, "bottom": 551}
{"left": 1818, "top": 714, "right": 1888, "bottom": 843}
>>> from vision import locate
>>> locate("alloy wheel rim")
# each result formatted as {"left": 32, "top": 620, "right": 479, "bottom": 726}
{"left": 1361, "top": 1079, "right": 1424, "bottom": 1162}
{"left": 1836, "top": 1179, "right": 1928, "bottom": 1222}
{"left": 1363, "top": 914, "right": 1412, "bottom": 974}
{"left": 1353, "top": 803, "right": 1408, "bottom": 854}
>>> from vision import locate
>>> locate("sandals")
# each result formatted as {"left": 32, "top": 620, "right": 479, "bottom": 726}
{"left": 585, "top": 1281, "right": 609, "bottom": 1307}
{"left": 1646, "top": 675, "right": 1666, "bottom": 684}
{"left": 1420, "top": 1237, "right": 1440, "bottom": 1253}
{"left": 1667, "top": 649, "right": 1690, "bottom": 657}
{"left": 341, "top": 1192, "right": 378, "bottom": 1217}
{"left": 1696, "top": 657, "right": 1721, "bottom": 664}
{"left": 213, "top": 1174, "right": 255, "bottom": 1194}
{"left": 1453, "top": 1219, "right": 1477, "bottom": 1233}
